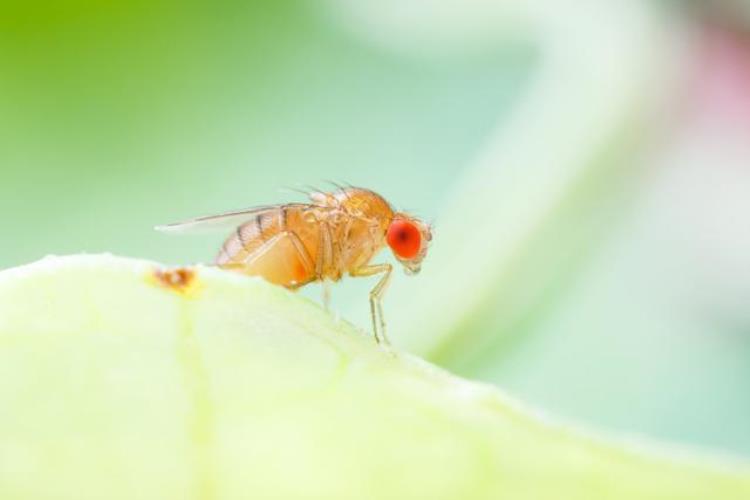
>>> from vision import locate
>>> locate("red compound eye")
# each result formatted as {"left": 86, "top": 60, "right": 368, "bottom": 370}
{"left": 387, "top": 219, "right": 421, "bottom": 259}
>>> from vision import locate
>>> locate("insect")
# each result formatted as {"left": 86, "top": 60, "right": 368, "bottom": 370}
{"left": 156, "top": 186, "right": 432, "bottom": 344}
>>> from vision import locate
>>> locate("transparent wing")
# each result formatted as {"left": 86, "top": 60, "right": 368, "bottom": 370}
{"left": 155, "top": 204, "right": 309, "bottom": 235}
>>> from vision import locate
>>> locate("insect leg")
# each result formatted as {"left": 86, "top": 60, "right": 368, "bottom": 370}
{"left": 284, "top": 231, "right": 315, "bottom": 275}
{"left": 232, "top": 230, "right": 315, "bottom": 288}
{"left": 316, "top": 223, "right": 337, "bottom": 312}
{"left": 350, "top": 263, "right": 393, "bottom": 344}
{"left": 321, "top": 280, "right": 331, "bottom": 312}
{"left": 315, "top": 221, "right": 335, "bottom": 279}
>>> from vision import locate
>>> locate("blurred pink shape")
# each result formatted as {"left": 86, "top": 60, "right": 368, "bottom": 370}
{"left": 693, "top": 22, "right": 750, "bottom": 127}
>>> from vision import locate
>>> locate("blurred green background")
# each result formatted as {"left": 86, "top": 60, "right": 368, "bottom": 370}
{"left": 2, "top": 0, "right": 749, "bottom": 461}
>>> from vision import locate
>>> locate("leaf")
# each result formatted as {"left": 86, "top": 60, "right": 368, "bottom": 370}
{"left": 0, "top": 254, "right": 748, "bottom": 500}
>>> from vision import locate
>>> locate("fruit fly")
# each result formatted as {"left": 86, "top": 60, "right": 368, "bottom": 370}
{"left": 156, "top": 186, "right": 432, "bottom": 344}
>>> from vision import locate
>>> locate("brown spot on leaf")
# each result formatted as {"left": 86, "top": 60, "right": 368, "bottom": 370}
{"left": 150, "top": 267, "right": 201, "bottom": 297}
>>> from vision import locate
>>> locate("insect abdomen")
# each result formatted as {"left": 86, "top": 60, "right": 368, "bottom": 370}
{"left": 215, "top": 205, "right": 322, "bottom": 288}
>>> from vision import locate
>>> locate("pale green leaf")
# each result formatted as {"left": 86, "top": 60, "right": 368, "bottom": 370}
{"left": 0, "top": 255, "right": 748, "bottom": 500}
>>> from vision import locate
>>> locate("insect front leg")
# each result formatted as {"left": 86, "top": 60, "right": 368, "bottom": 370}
{"left": 350, "top": 263, "right": 393, "bottom": 345}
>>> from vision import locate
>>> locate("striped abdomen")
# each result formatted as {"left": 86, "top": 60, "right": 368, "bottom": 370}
{"left": 216, "top": 204, "right": 324, "bottom": 288}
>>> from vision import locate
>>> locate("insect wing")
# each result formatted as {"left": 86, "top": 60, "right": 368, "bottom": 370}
{"left": 155, "top": 204, "right": 309, "bottom": 235}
